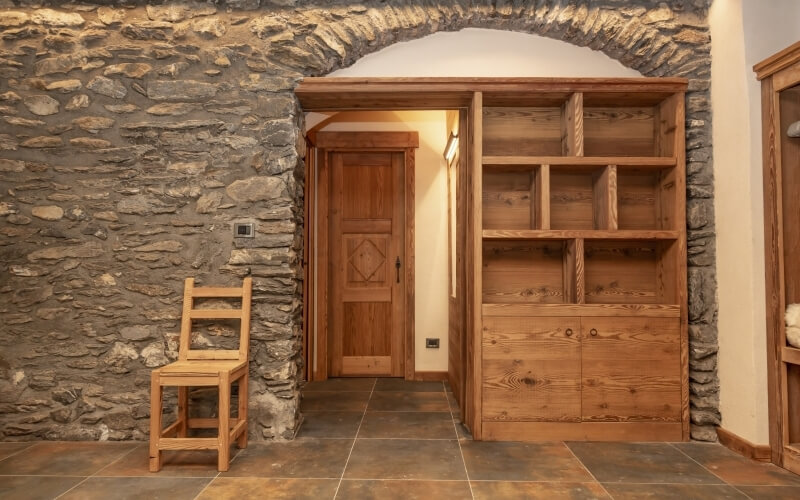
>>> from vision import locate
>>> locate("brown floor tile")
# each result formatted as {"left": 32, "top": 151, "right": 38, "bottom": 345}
{"left": 96, "top": 443, "right": 240, "bottom": 477}
{"left": 344, "top": 439, "right": 466, "bottom": 480}
{"left": 446, "top": 391, "right": 460, "bottom": 411}
{"left": 602, "top": 483, "right": 748, "bottom": 499}
{"left": 455, "top": 419, "right": 472, "bottom": 440}
{"left": 197, "top": 477, "right": 339, "bottom": 500}
{"left": 297, "top": 412, "right": 364, "bottom": 439}
{"left": 674, "top": 443, "right": 800, "bottom": 486}
{"left": 0, "top": 475, "right": 84, "bottom": 500}
{"left": 302, "top": 391, "right": 371, "bottom": 411}
{"left": 367, "top": 392, "right": 450, "bottom": 412}
{"left": 0, "top": 442, "right": 34, "bottom": 461}
{"left": 567, "top": 442, "right": 722, "bottom": 484}
{"left": 374, "top": 379, "right": 445, "bottom": 392}
{"left": 59, "top": 477, "right": 211, "bottom": 500}
{"left": 222, "top": 439, "right": 353, "bottom": 478}
{"left": 462, "top": 441, "right": 593, "bottom": 482}
{"left": 359, "top": 412, "right": 457, "bottom": 439}
{"left": 303, "top": 378, "right": 376, "bottom": 392}
{"left": 736, "top": 485, "right": 800, "bottom": 499}
{"left": 471, "top": 481, "right": 610, "bottom": 500}
{"left": 0, "top": 441, "right": 137, "bottom": 476}
{"left": 337, "top": 479, "right": 472, "bottom": 499}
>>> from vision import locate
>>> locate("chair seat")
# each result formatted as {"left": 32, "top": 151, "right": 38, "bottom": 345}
{"left": 156, "top": 360, "right": 247, "bottom": 385}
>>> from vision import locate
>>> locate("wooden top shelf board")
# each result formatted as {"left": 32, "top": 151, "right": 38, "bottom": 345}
{"left": 483, "top": 156, "right": 677, "bottom": 168}
{"left": 482, "top": 230, "right": 680, "bottom": 241}
{"left": 482, "top": 303, "right": 681, "bottom": 318}
{"left": 296, "top": 77, "right": 689, "bottom": 111}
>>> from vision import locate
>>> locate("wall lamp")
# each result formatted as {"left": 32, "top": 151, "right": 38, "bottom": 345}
{"left": 444, "top": 132, "right": 459, "bottom": 162}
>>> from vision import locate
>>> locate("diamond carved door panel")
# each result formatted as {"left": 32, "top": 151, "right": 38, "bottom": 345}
{"left": 330, "top": 150, "right": 405, "bottom": 377}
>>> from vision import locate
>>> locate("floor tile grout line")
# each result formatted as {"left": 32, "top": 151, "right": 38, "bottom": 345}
{"left": 91, "top": 443, "right": 142, "bottom": 477}
{"left": 332, "top": 377, "right": 375, "bottom": 499}
{"left": 53, "top": 442, "right": 141, "bottom": 500}
{"left": 191, "top": 471, "right": 220, "bottom": 500}
{"left": 447, "top": 387, "right": 474, "bottom": 500}
{"left": 563, "top": 442, "right": 616, "bottom": 500}
{"left": 667, "top": 442, "right": 743, "bottom": 488}
{"left": 0, "top": 442, "right": 39, "bottom": 464}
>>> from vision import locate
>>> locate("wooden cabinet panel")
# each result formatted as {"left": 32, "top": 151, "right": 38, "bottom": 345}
{"left": 483, "top": 316, "right": 580, "bottom": 422}
{"left": 581, "top": 317, "right": 681, "bottom": 422}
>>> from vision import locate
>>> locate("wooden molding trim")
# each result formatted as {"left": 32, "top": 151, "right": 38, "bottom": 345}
{"left": 754, "top": 40, "right": 800, "bottom": 80}
{"left": 717, "top": 427, "right": 771, "bottom": 462}
{"left": 414, "top": 371, "right": 448, "bottom": 381}
{"left": 313, "top": 131, "right": 419, "bottom": 149}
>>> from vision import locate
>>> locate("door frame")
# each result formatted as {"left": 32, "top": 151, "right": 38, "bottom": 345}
{"left": 308, "top": 131, "right": 418, "bottom": 381}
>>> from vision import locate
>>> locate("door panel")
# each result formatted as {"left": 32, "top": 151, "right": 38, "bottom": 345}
{"left": 330, "top": 150, "right": 405, "bottom": 377}
{"left": 581, "top": 317, "right": 681, "bottom": 422}
{"left": 482, "top": 316, "right": 581, "bottom": 422}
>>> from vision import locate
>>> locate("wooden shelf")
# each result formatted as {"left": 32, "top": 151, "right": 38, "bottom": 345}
{"left": 783, "top": 346, "right": 800, "bottom": 365}
{"left": 482, "top": 229, "right": 680, "bottom": 240}
{"left": 483, "top": 156, "right": 677, "bottom": 168}
{"left": 482, "top": 303, "right": 681, "bottom": 318}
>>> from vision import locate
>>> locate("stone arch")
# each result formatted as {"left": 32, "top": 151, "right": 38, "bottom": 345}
{"left": 284, "top": 1, "right": 717, "bottom": 441}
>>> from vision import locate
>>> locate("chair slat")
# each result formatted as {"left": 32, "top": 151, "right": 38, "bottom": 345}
{"left": 189, "top": 309, "right": 242, "bottom": 319}
{"left": 185, "top": 350, "right": 241, "bottom": 360}
{"left": 191, "top": 287, "right": 244, "bottom": 298}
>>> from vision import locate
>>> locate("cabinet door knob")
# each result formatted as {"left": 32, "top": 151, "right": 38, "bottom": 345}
{"left": 565, "top": 328, "right": 573, "bottom": 337}
{"left": 590, "top": 328, "right": 598, "bottom": 336}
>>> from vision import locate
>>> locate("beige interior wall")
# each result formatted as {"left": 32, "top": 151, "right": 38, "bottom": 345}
{"left": 711, "top": 0, "right": 800, "bottom": 445}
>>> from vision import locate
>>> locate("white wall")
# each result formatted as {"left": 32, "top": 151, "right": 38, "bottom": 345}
{"left": 318, "top": 111, "right": 451, "bottom": 372}
{"left": 711, "top": 0, "right": 800, "bottom": 445}
{"left": 314, "top": 29, "right": 640, "bottom": 372}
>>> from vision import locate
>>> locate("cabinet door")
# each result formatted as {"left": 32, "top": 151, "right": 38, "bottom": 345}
{"left": 483, "top": 316, "right": 580, "bottom": 421}
{"left": 581, "top": 317, "right": 681, "bottom": 422}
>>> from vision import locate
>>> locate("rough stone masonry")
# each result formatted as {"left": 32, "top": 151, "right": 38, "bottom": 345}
{"left": 0, "top": 0, "right": 720, "bottom": 442}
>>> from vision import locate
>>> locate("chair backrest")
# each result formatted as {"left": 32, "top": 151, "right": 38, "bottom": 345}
{"left": 178, "top": 277, "right": 252, "bottom": 362}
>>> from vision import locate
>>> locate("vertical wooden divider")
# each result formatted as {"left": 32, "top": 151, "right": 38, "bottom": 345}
{"left": 593, "top": 166, "right": 618, "bottom": 230}
{"left": 564, "top": 238, "right": 585, "bottom": 304}
{"left": 562, "top": 92, "right": 584, "bottom": 156}
{"left": 469, "top": 91, "right": 483, "bottom": 440}
{"left": 533, "top": 164, "right": 551, "bottom": 230}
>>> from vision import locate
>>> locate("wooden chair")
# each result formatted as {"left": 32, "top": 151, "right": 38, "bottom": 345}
{"left": 149, "top": 277, "right": 252, "bottom": 472}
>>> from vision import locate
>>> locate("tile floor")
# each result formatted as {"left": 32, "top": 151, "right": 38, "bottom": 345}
{"left": 1, "top": 379, "right": 799, "bottom": 499}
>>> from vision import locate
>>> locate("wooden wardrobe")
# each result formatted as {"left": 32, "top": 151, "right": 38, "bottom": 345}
{"left": 756, "top": 41, "right": 800, "bottom": 474}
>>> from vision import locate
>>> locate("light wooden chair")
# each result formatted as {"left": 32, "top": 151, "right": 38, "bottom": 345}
{"left": 149, "top": 277, "right": 252, "bottom": 472}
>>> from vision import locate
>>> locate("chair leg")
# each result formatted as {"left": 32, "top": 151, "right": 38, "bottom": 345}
{"left": 237, "top": 374, "right": 248, "bottom": 449}
{"left": 149, "top": 373, "right": 163, "bottom": 472}
{"left": 217, "top": 373, "right": 231, "bottom": 472}
{"left": 177, "top": 387, "right": 189, "bottom": 438}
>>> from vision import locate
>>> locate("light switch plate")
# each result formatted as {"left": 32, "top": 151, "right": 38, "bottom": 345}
{"left": 233, "top": 222, "right": 255, "bottom": 238}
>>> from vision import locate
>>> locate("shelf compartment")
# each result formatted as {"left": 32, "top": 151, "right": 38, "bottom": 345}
{"left": 483, "top": 165, "right": 549, "bottom": 230}
{"left": 482, "top": 229, "right": 680, "bottom": 240}
{"left": 549, "top": 165, "right": 607, "bottom": 230}
{"left": 583, "top": 106, "right": 656, "bottom": 157}
{"left": 783, "top": 346, "right": 800, "bottom": 365}
{"left": 483, "top": 107, "right": 562, "bottom": 156}
{"left": 617, "top": 166, "right": 678, "bottom": 230}
{"left": 483, "top": 240, "right": 569, "bottom": 304}
{"left": 788, "top": 364, "right": 800, "bottom": 445}
{"left": 584, "top": 240, "right": 677, "bottom": 305}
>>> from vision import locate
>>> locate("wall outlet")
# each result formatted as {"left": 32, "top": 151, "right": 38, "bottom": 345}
{"left": 426, "top": 338, "right": 440, "bottom": 348}
{"left": 233, "top": 222, "right": 255, "bottom": 238}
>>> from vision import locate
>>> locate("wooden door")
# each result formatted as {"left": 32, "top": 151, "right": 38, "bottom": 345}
{"left": 329, "top": 150, "right": 406, "bottom": 377}
{"left": 581, "top": 317, "right": 681, "bottom": 422}
{"left": 482, "top": 316, "right": 581, "bottom": 422}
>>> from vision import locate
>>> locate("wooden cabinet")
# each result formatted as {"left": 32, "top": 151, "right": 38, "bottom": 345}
{"left": 756, "top": 41, "right": 800, "bottom": 474}
{"left": 473, "top": 82, "right": 688, "bottom": 441}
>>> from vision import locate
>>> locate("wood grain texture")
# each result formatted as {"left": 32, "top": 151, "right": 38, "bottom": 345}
{"left": 482, "top": 316, "right": 581, "bottom": 422}
{"left": 405, "top": 148, "right": 416, "bottom": 380}
{"left": 593, "top": 166, "right": 617, "bottom": 230}
{"left": 584, "top": 241, "right": 663, "bottom": 304}
{"left": 482, "top": 303, "right": 681, "bottom": 318}
{"left": 584, "top": 107, "right": 656, "bottom": 157}
{"left": 754, "top": 41, "right": 800, "bottom": 80}
{"left": 482, "top": 229, "right": 679, "bottom": 240}
{"left": 483, "top": 156, "right": 676, "bottom": 167}
{"left": 483, "top": 240, "right": 566, "bottom": 304}
{"left": 717, "top": 427, "right": 772, "bottom": 462}
{"left": 482, "top": 421, "right": 683, "bottom": 441}
{"left": 470, "top": 91, "right": 483, "bottom": 439}
{"left": 314, "top": 150, "right": 330, "bottom": 381}
{"left": 550, "top": 168, "right": 596, "bottom": 230}
{"left": 562, "top": 92, "right": 584, "bottom": 156}
{"left": 483, "top": 107, "right": 562, "bottom": 156}
{"left": 314, "top": 131, "right": 419, "bottom": 149}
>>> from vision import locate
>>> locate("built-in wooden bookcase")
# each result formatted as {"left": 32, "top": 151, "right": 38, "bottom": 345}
{"left": 477, "top": 86, "right": 688, "bottom": 442}
{"left": 756, "top": 41, "right": 800, "bottom": 474}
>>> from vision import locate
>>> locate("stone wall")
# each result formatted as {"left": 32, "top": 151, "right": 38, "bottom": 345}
{"left": 0, "top": 0, "right": 720, "bottom": 442}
